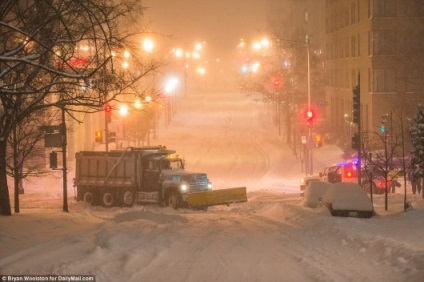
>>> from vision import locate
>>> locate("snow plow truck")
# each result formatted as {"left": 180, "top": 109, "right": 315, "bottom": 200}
{"left": 74, "top": 146, "right": 247, "bottom": 209}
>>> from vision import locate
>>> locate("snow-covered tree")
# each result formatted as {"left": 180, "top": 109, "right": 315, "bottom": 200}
{"left": 0, "top": 0, "right": 154, "bottom": 215}
{"left": 409, "top": 104, "right": 424, "bottom": 198}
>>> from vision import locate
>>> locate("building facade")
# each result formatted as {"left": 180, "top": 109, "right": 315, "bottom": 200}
{"left": 325, "top": 0, "right": 424, "bottom": 136}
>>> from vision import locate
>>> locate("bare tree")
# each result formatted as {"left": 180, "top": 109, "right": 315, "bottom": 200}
{"left": 7, "top": 109, "right": 61, "bottom": 213}
{"left": 0, "top": 0, "right": 156, "bottom": 215}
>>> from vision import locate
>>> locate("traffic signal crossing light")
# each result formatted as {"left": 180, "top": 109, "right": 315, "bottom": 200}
{"left": 352, "top": 85, "right": 360, "bottom": 125}
{"left": 95, "top": 131, "right": 103, "bottom": 143}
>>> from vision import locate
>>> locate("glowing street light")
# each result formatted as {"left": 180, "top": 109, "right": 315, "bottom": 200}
{"left": 197, "top": 67, "right": 206, "bottom": 75}
{"left": 134, "top": 99, "right": 142, "bottom": 109}
{"left": 174, "top": 48, "right": 184, "bottom": 58}
{"left": 195, "top": 42, "right": 203, "bottom": 51}
{"left": 165, "top": 77, "right": 179, "bottom": 94}
{"left": 260, "top": 38, "right": 270, "bottom": 48}
{"left": 252, "top": 41, "right": 261, "bottom": 50}
{"left": 142, "top": 38, "right": 155, "bottom": 53}
{"left": 119, "top": 104, "right": 128, "bottom": 116}
{"left": 251, "top": 61, "right": 260, "bottom": 73}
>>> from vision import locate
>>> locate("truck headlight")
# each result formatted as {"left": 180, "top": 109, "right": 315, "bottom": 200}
{"left": 207, "top": 183, "right": 213, "bottom": 190}
{"left": 180, "top": 183, "right": 188, "bottom": 191}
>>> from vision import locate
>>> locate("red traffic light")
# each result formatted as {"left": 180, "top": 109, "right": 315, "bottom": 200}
{"left": 307, "top": 110, "right": 313, "bottom": 120}
{"left": 271, "top": 76, "right": 283, "bottom": 89}
{"left": 301, "top": 106, "right": 318, "bottom": 128}
{"left": 306, "top": 110, "right": 314, "bottom": 127}
{"left": 104, "top": 103, "right": 112, "bottom": 113}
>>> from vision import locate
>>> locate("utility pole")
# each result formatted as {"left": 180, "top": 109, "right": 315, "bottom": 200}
{"left": 61, "top": 108, "right": 68, "bottom": 212}
{"left": 352, "top": 73, "right": 361, "bottom": 185}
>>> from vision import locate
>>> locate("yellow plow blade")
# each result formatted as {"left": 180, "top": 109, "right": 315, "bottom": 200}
{"left": 187, "top": 187, "right": 247, "bottom": 208}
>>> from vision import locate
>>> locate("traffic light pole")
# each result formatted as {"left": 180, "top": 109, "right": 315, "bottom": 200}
{"left": 354, "top": 74, "right": 361, "bottom": 186}
{"left": 307, "top": 43, "right": 313, "bottom": 175}
{"left": 105, "top": 110, "right": 109, "bottom": 152}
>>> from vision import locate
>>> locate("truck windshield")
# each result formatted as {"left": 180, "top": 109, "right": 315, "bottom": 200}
{"left": 162, "top": 159, "right": 183, "bottom": 170}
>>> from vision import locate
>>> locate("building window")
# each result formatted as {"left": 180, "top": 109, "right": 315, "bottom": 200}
{"left": 406, "top": 71, "right": 422, "bottom": 93}
{"left": 401, "top": 31, "right": 424, "bottom": 56}
{"left": 370, "top": 68, "right": 396, "bottom": 93}
{"left": 405, "top": 0, "right": 424, "bottom": 17}
{"left": 345, "top": 37, "right": 349, "bottom": 58}
{"left": 351, "top": 2, "right": 356, "bottom": 24}
{"left": 370, "top": 31, "right": 396, "bottom": 55}
{"left": 351, "top": 36, "right": 356, "bottom": 57}
{"left": 357, "top": 34, "right": 360, "bottom": 56}
{"left": 370, "top": 0, "right": 396, "bottom": 18}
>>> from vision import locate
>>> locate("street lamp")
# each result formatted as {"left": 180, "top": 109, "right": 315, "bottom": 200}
{"left": 164, "top": 77, "right": 180, "bottom": 125}
{"left": 142, "top": 38, "right": 155, "bottom": 53}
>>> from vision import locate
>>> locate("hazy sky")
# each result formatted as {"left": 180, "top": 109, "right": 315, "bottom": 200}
{"left": 142, "top": 0, "right": 267, "bottom": 58}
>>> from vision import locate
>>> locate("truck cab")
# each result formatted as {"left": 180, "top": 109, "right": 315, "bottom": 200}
{"left": 140, "top": 153, "right": 212, "bottom": 208}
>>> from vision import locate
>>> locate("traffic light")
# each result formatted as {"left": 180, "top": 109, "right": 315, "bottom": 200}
{"left": 380, "top": 113, "right": 389, "bottom": 133}
{"left": 306, "top": 110, "right": 314, "bottom": 128}
{"left": 271, "top": 76, "right": 283, "bottom": 89}
{"left": 352, "top": 85, "right": 360, "bottom": 125}
{"left": 351, "top": 132, "right": 360, "bottom": 150}
{"left": 315, "top": 135, "right": 323, "bottom": 148}
{"left": 104, "top": 103, "right": 112, "bottom": 124}
{"left": 95, "top": 131, "right": 103, "bottom": 143}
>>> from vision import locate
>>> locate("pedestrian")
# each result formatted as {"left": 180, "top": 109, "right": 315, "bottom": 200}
{"left": 408, "top": 169, "right": 416, "bottom": 194}
{"left": 389, "top": 169, "right": 400, "bottom": 193}
{"left": 417, "top": 177, "right": 422, "bottom": 195}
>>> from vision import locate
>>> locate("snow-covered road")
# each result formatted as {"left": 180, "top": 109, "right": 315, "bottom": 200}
{"left": 1, "top": 90, "right": 424, "bottom": 282}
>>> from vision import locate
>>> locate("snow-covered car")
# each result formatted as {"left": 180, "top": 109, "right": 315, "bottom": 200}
{"left": 300, "top": 175, "right": 322, "bottom": 191}
{"left": 321, "top": 182, "right": 374, "bottom": 218}
{"left": 303, "top": 181, "right": 333, "bottom": 208}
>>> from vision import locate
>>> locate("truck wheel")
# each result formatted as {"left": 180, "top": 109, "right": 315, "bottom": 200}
{"left": 102, "top": 191, "right": 115, "bottom": 208}
{"left": 166, "top": 191, "right": 181, "bottom": 210}
{"left": 83, "top": 191, "right": 95, "bottom": 205}
{"left": 121, "top": 189, "right": 135, "bottom": 207}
